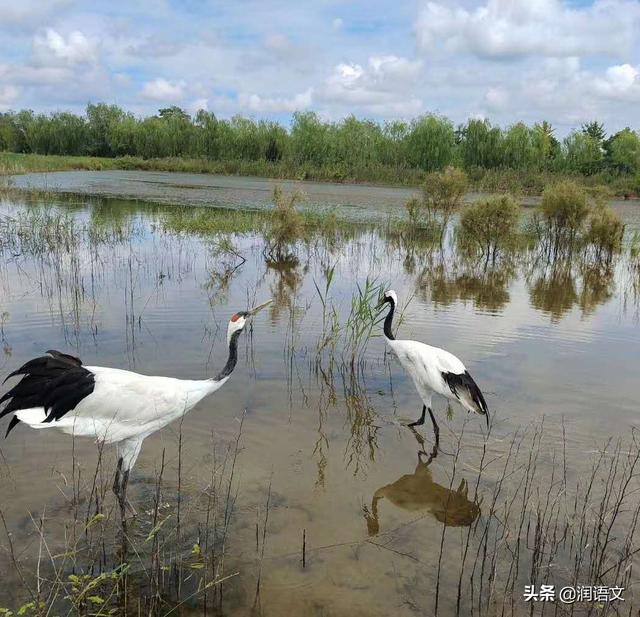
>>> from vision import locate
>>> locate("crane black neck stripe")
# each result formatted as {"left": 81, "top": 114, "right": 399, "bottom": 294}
{"left": 214, "top": 329, "right": 242, "bottom": 381}
{"left": 384, "top": 300, "right": 395, "bottom": 341}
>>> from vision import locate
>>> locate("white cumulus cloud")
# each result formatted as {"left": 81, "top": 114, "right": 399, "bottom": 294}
{"left": 416, "top": 0, "right": 640, "bottom": 59}
{"left": 593, "top": 64, "right": 640, "bottom": 101}
{"left": 321, "top": 55, "right": 423, "bottom": 116}
{"left": 141, "top": 78, "right": 186, "bottom": 102}
{"left": 33, "top": 28, "right": 98, "bottom": 65}
{"left": 238, "top": 88, "right": 312, "bottom": 113}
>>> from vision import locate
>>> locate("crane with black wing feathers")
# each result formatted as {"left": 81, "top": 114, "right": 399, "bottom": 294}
{"left": 380, "top": 290, "right": 489, "bottom": 444}
{"left": 0, "top": 301, "right": 271, "bottom": 514}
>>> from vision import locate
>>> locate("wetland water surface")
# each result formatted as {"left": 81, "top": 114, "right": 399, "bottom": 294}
{"left": 1, "top": 175, "right": 640, "bottom": 615}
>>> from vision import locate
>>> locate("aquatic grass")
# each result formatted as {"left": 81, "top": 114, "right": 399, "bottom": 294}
{"left": 313, "top": 262, "right": 340, "bottom": 354}
{"left": 161, "top": 206, "right": 264, "bottom": 236}
{"left": 0, "top": 418, "right": 248, "bottom": 616}
{"left": 0, "top": 205, "right": 141, "bottom": 257}
{"left": 343, "top": 277, "right": 387, "bottom": 362}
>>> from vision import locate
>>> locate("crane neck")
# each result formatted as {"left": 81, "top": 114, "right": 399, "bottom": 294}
{"left": 383, "top": 301, "right": 396, "bottom": 341}
{"left": 213, "top": 329, "right": 242, "bottom": 382}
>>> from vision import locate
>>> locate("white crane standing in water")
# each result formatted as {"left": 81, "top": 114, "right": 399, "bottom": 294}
{"left": 0, "top": 301, "right": 271, "bottom": 514}
{"left": 380, "top": 290, "right": 489, "bottom": 444}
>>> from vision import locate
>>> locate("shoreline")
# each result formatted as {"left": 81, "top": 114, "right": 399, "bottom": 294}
{"left": 2, "top": 152, "right": 639, "bottom": 200}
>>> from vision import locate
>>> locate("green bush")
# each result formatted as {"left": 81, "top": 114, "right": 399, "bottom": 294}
{"left": 585, "top": 202, "right": 625, "bottom": 261}
{"left": 422, "top": 166, "right": 468, "bottom": 234}
{"left": 458, "top": 195, "right": 520, "bottom": 260}
{"left": 264, "top": 185, "right": 305, "bottom": 259}
{"left": 539, "top": 181, "right": 590, "bottom": 252}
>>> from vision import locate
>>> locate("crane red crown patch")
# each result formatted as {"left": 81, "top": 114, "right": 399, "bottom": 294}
{"left": 231, "top": 313, "right": 241, "bottom": 322}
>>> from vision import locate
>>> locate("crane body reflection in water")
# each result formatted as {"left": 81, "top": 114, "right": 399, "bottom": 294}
{"left": 364, "top": 429, "right": 481, "bottom": 535}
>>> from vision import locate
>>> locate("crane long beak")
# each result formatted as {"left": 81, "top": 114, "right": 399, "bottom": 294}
{"left": 248, "top": 299, "right": 273, "bottom": 316}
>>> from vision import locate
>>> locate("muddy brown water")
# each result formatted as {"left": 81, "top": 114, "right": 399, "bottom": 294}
{"left": 1, "top": 174, "right": 640, "bottom": 615}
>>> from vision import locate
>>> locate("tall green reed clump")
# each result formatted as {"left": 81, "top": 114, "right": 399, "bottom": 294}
{"left": 343, "top": 278, "right": 387, "bottom": 363}
{"left": 264, "top": 185, "right": 305, "bottom": 262}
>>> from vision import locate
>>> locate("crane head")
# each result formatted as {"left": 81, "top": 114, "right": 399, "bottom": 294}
{"left": 226, "top": 299, "right": 273, "bottom": 345}
{"left": 380, "top": 289, "right": 398, "bottom": 308}
{"left": 227, "top": 311, "right": 249, "bottom": 344}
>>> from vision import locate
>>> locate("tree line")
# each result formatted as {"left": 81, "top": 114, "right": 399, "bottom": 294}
{"left": 1, "top": 104, "right": 639, "bottom": 177}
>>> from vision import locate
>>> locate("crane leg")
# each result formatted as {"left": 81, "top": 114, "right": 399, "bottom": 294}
{"left": 428, "top": 407, "right": 440, "bottom": 445}
{"left": 113, "top": 436, "right": 144, "bottom": 519}
{"left": 408, "top": 405, "right": 427, "bottom": 427}
{"left": 113, "top": 457, "right": 130, "bottom": 518}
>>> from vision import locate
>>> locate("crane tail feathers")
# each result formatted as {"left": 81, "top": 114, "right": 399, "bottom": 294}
{"left": 1, "top": 351, "right": 95, "bottom": 436}
{"left": 442, "top": 370, "right": 488, "bottom": 417}
{"left": 5, "top": 416, "right": 20, "bottom": 437}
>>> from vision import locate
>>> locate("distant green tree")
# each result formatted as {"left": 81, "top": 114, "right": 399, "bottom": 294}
{"left": 86, "top": 103, "right": 126, "bottom": 157}
{"left": 26, "top": 112, "right": 87, "bottom": 155}
{"left": 158, "top": 106, "right": 190, "bottom": 121}
{"left": 108, "top": 114, "right": 138, "bottom": 156}
{"left": 460, "top": 119, "right": 503, "bottom": 169}
{"left": 564, "top": 131, "right": 603, "bottom": 175}
{"left": 193, "top": 110, "right": 221, "bottom": 159}
{"left": 263, "top": 122, "right": 288, "bottom": 162}
{"left": 581, "top": 121, "right": 606, "bottom": 145}
{"left": 227, "top": 116, "right": 263, "bottom": 160}
{"left": 334, "top": 116, "right": 384, "bottom": 168}
{"left": 381, "top": 120, "right": 408, "bottom": 167}
{"left": 0, "top": 110, "right": 34, "bottom": 152}
{"left": 0, "top": 113, "right": 13, "bottom": 151}
{"left": 290, "top": 112, "right": 332, "bottom": 166}
{"left": 404, "top": 115, "right": 455, "bottom": 171}
{"left": 502, "top": 123, "right": 536, "bottom": 170}
{"left": 532, "top": 121, "right": 560, "bottom": 169}
{"left": 605, "top": 128, "right": 640, "bottom": 174}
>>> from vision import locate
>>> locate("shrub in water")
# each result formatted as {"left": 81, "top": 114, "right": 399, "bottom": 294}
{"left": 423, "top": 166, "right": 468, "bottom": 232}
{"left": 265, "top": 185, "right": 305, "bottom": 260}
{"left": 458, "top": 195, "right": 520, "bottom": 262}
{"left": 585, "top": 202, "right": 625, "bottom": 262}
{"left": 539, "top": 181, "right": 590, "bottom": 254}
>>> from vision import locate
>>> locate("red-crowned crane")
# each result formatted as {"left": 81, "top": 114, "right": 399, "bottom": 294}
{"left": 0, "top": 301, "right": 271, "bottom": 514}
{"left": 380, "top": 290, "right": 489, "bottom": 444}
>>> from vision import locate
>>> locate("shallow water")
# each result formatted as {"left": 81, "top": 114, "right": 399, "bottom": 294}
{"left": 1, "top": 182, "right": 640, "bottom": 615}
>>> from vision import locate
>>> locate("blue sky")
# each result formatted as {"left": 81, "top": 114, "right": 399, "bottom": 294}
{"left": 0, "top": 0, "right": 639, "bottom": 134}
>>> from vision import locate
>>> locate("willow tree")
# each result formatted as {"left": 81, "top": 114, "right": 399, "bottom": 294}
{"left": 404, "top": 115, "right": 456, "bottom": 171}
